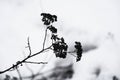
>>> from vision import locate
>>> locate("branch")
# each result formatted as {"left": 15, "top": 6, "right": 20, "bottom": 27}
{"left": 0, "top": 45, "right": 52, "bottom": 74}
{"left": 16, "top": 67, "right": 22, "bottom": 80}
{"left": 25, "top": 63, "right": 35, "bottom": 80}
{"left": 67, "top": 50, "right": 77, "bottom": 57}
{"left": 26, "top": 37, "right": 32, "bottom": 56}
{"left": 24, "top": 61, "right": 48, "bottom": 64}
{"left": 50, "top": 48, "right": 77, "bottom": 57}
{"left": 23, "top": 51, "right": 35, "bottom": 80}
{"left": 0, "top": 24, "right": 52, "bottom": 74}
{"left": 22, "top": 64, "right": 73, "bottom": 80}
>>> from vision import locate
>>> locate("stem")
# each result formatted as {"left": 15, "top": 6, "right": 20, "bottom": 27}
{"left": 16, "top": 67, "right": 22, "bottom": 80}
{"left": 43, "top": 28, "right": 48, "bottom": 49}
{"left": 27, "top": 37, "right": 32, "bottom": 56}
{"left": 24, "top": 61, "right": 48, "bottom": 64}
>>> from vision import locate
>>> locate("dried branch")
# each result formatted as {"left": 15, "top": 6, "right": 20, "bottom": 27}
{"left": 0, "top": 45, "right": 52, "bottom": 74}
{"left": 24, "top": 61, "right": 48, "bottom": 64}
{"left": 0, "top": 26, "right": 52, "bottom": 74}
{"left": 27, "top": 37, "right": 32, "bottom": 56}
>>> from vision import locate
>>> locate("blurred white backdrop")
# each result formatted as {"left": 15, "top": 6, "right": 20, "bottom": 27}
{"left": 0, "top": 0, "right": 120, "bottom": 80}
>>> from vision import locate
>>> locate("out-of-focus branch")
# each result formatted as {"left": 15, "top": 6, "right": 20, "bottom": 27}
{"left": 22, "top": 64, "right": 74, "bottom": 80}
{"left": 16, "top": 67, "right": 22, "bottom": 80}
{"left": 25, "top": 63, "right": 35, "bottom": 80}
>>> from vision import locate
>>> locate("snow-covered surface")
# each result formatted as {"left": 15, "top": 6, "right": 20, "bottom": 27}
{"left": 0, "top": 0, "right": 120, "bottom": 80}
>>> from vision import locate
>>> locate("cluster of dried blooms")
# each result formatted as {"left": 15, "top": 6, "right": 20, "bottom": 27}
{"left": 41, "top": 13, "right": 83, "bottom": 61}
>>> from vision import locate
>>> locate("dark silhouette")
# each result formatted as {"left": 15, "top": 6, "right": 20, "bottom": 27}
{"left": 74, "top": 41, "right": 83, "bottom": 61}
{"left": 41, "top": 13, "right": 57, "bottom": 25}
{"left": 0, "top": 13, "right": 83, "bottom": 80}
{"left": 113, "top": 76, "right": 119, "bottom": 80}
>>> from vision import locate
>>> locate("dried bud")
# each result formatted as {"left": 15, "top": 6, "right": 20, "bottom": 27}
{"left": 74, "top": 41, "right": 83, "bottom": 62}
{"left": 52, "top": 37, "right": 68, "bottom": 58}
{"left": 48, "top": 25, "right": 57, "bottom": 33}
{"left": 61, "top": 37, "right": 65, "bottom": 43}
{"left": 41, "top": 13, "right": 57, "bottom": 25}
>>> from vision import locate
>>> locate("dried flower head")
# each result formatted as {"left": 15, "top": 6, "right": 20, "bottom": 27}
{"left": 74, "top": 41, "right": 83, "bottom": 62}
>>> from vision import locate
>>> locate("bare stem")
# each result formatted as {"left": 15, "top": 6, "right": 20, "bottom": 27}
{"left": 43, "top": 28, "right": 48, "bottom": 49}
{"left": 24, "top": 61, "right": 48, "bottom": 64}
{"left": 16, "top": 67, "right": 22, "bottom": 80}
{"left": 27, "top": 37, "right": 32, "bottom": 56}
{"left": 67, "top": 50, "right": 77, "bottom": 57}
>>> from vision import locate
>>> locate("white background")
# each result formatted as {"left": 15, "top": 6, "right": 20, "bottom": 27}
{"left": 0, "top": 0, "right": 120, "bottom": 80}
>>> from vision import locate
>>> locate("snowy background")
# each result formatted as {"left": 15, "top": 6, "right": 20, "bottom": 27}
{"left": 0, "top": 0, "right": 120, "bottom": 80}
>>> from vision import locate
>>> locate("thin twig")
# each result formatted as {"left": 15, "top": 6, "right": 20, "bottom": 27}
{"left": 16, "top": 67, "right": 22, "bottom": 80}
{"left": 25, "top": 63, "right": 35, "bottom": 80}
{"left": 67, "top": 50, "right": 77, "bottom": 57}
{"left": 22, "top": 67, "right": 54, "bottom": 79}
{"left": 24, "top": 61, "right": 48, "bottom": 64}
{"left": 23, "top": 51, "right": 35, "bottom": 80}
{"left": 22, "top": 72, "right": 43, "bottom": 79}
{"left": 43, "top": 28, "right": 48, "bottom": 49}
{"left": 22, "top": 64, "right": 73, "bottom": 79}
{"left": 68, "top": 53, "right": 77, "bottom": 57}
{"left": 27, "top": 37, "right": 32, "bottom": 56}
{"left": 50, "top": 48, "right": 77, "bottom": 57}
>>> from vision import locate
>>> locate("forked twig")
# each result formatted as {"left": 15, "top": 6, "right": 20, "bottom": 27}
{"left": 0, "top": 26, "right": 51, "bottom": 74}
{"left": 0, "top": 45, "right": 52, "bottom": 74}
